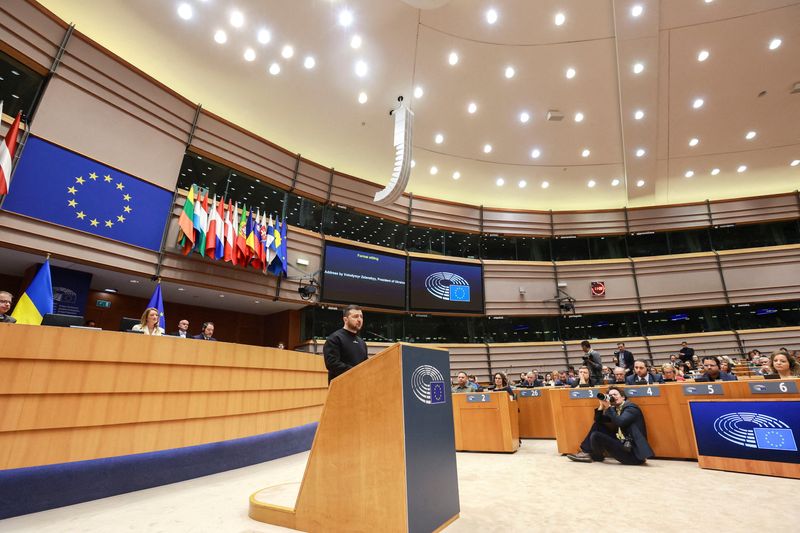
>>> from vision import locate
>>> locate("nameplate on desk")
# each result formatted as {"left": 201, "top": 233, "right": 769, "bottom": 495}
{"left": 517, "top": 389, "right": 541, "bottom": 398}
{"left": 749, "top": 381, "right": 798, "bottom": 394}
{"left": 683, "top": 384, "right": 724, "bottom": 396}
{"left": 624, "top": 386, "right": 661, "bottom": 397}
{"left": 466, "top": 393, "right": 493, "bottom": 403}
{"left": 569, "top": 389, "right": 601, "bottom": 399}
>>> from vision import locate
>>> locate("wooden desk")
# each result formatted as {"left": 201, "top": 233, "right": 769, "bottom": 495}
{"left": 452, "top": 391, "right": 519, "bottom": 453}
{"left": 515, "top": 388, "right": 555, "bottom": 439}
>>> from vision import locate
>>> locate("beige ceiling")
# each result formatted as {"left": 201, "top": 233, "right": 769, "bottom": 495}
{"left": 38, "top": 0, "right": 800, "bottom": 210}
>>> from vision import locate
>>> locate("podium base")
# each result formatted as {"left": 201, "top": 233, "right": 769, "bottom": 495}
{"left": 249, "top": 486, "right": 299, "bottom": 530}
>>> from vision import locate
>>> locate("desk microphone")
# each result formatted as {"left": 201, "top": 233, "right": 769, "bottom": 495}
{"left": 366, "top": 331, "right": 393, "bottom": 342}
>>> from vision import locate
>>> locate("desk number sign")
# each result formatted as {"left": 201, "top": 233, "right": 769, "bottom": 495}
{"left": 569, "top": 389, "right": 601, "bottom": 399}
{"left": 517, "top": 389, "right": 541, "bottom": 398}
{"left": 624, "top": 386, "right": 661, "bottom": 397}
{"left": 749, "top": 381, "right": 798, "bottom": 394}
{"left": 466, "top": 393, "right": 493, "bottom": 403}
{"left": 682, "top": 383, "right": 724, "bottom": 396}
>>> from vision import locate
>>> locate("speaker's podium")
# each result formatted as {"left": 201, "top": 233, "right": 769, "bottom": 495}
{"left": 452, "top": 391, "right": 520, "bottom": 453}
{"left": 249, "top": 343, "right": 460, "bottom": 532}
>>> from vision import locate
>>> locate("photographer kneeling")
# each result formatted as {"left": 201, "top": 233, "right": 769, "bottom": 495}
{"left": 566, "top": 386, "right": 653, "bottom": 465}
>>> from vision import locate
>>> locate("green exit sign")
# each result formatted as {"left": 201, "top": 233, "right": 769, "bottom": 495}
{"left": 96, "top": 300, "right": 112, "bottom": 308}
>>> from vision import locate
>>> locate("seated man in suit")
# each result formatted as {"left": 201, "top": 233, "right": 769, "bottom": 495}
{"left": 625, "top": 360, "right": 664, "bottom": 385}
{"left": 571, "top": 366, "right": 596, "bottom": 388}
{"left": 567, "top": 386, "right": 654, "bottom": 465}
{"left": 695, "top": 356, "right": 737, "bottom": 382}
{"left": 193, "top": 321, "right": 217, "bottom": 341}
{"left": 612, "top": 367, "right": 627, "bottom": 384}
{"left": 170, "top": 319, "right": 190, "bottom": 338}
{"left": 518, "top": 370, "right": 543, "bottom": 388}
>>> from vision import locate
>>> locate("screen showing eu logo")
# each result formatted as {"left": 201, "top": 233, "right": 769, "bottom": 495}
{"left": 2, "top": 136, "right": 173, "bottom": 252}
{"left": 690, "top": 400, "right": 800, "bottom": 464}
{"left": 410, "top": 258, "right": 484, "bottom": 313}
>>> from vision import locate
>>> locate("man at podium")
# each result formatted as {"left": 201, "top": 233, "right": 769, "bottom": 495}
{"left": 323, "top": 305, "right": 368, "bottom": 382}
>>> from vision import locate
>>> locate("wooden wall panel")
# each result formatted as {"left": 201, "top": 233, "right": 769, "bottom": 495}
{"left": 627, "top": 203, "right": 710, "bottom": 232}
{"left": 409, "top": 196, "right": 481, "bottom": 233}
{"left": 329, "top": 173, "right": 410, "bottom": 223}
{"left": 294, "top": 158, "right": 331, "bottom": 203}
{"left": 489, "top": 343, "right": 566, "bottom": 375}
{"left": 448, "top": 344, "right": 490, "bottom": 382}
{"left": 552, "top": 210, "right": 627, "bottom": 236}
{"left": 646, "top": 332, "right": 740, "bottom": 364}
{"left": 710, "top": 195, "right": 799, "bottom": 226}
{"left": 483, "top": 261, "right": 559, "bottom": 315}
{"left": 0, "top": 0, "right": 65, "bottom": 70}
{"left": 635, "top": 254, "right": 727, "bottom": 309}
{"left": 736, "top": 327, "right": 800, "bottom": 354}
{"left": 482, "top": 209, "right": 551, "bottom": 236}
{"left": 556, "top": 260, "right": 640, "bottom": 313}
{"left": 564, "top": 338, "right": 647, "bottom": 369}
{"left": 719, "top": 245, "right": 800, "bottom": 304}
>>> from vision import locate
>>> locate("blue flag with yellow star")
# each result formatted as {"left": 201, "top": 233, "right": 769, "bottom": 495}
{"left": 1, "top": 136, "right": 173, "bottom": 251}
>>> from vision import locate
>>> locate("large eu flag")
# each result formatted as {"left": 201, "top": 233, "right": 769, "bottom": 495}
{"left": 2, "top": 136, "right": 173, "bottom": 251}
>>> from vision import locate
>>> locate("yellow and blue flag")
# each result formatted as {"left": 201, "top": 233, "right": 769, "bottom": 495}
{"left": 11, "top": 259, "right": 53, "bottom": 325}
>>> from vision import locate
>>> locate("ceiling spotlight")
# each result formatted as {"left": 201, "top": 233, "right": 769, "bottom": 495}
{"left": 452, "top": 171, "right": 461, "bottom": 180}
{"left": 214, "top": 30, "right": 228, "bottom": 44}
{"left": 530, "top": 148, "right": 541, "bottom": 159}
{"left": 177, "top": 3, "right": 193, "bottom": 20}
{"left": 414, "top": 86, "right": 424, "bottom": 98}
{"left": 632, "top": 62, "right": 644, "bottom": 74}
{"left": 355, "top": 60, "right": 368, "bottom": 77}
{"left": 496, "top": 177, "right": 505, "bottom": 186}
{"left": 257, "top": 29, "right": 271, "bottom": 45}
{"left": 791, "top": 159, "right": 800, "bottom": 167}
{"left": 634, "top": 109, "right": 645, "bottom": 120}
{"left": 486, "top": 8, "right": 498, "bottom": 24}
{"left": 434, "top": 133, "right": 444, "bottom": 144}
{"left": 769, "top": 38, "right": 782, "bottom": 50}
{"left": 635, "top": 148, "right": 646, "bottom": 157}
{"left": 518, "top": 180, "right": 527, "bottom": 188}
{"left": 519, "top": 111, "right": 530, "bottom": 123}
{"left": 565, "top": 67, "right": 576, "bottom": 79}
{"left": 711, "top": 168, "right": 720, "bottom": 175}
{"left": 358, "top": 91, "right": 368, "bottom": 104}
{"left": 737, "top": 165, "right": 747, "bottom": 173}
{"left": 304, "top": 56, "right": 316, "bottom": 69}
{"left": 631, "top": 5, "right": 643, "bottom": 17}
{"left": 230, "top": 10, "right": 245, "bottom": 28}
{"left": 467, "top": 102, "right": 477, "bottom": 114}
{"left": 541, "top": 181, "right": 550, "bottom": 189}
{"left": 430, "top": 166, "right": 438, "bottom": 175}
{"left": 448, "top": 52, "right": 459, "bottom": 65}
{"left": 636, "top": 179, "right": 645, "bottom": 187}
{"left": 339, "top": 9, "right": 354, "bottom": 27}
{"left": 692, "top": 98, "right": 704, "bottom": 109}
{"left": 684, "top": 170, "right": 695, "bottom": 178}
{"left": 611, "top": 178, "right": 620, "bottom": 187}
{"left": 581, "top": 148, "right": 590, "bottom": 157}
{"left": 554, "top": 12, "right": 566, "bottom": 26}
{"left": 483, "top": 144, "right": 493, "bottom": 154}
{"left": 689, "top": 137, "right": 699, "bottom": 147}
{"left": 587, "top": 179, "right": 596, "bottom": 188}
{"left": 574, "top": 112, "right": 584, "bottom": 123}
{"left": 697, "top": 50, "right": 709, "bottom": 62}
{"left": 504, "top": 66, "right": 516, "bottom": 79}
{"left": 244, "top": 48, "right": 256, "bottom": 61}
{"left": 269, "top": 62, "right": 280, "bottom": 75}
{"left": 350, "top": 35, "right": 362, "bottom": 49}
{"left": 281, "top": 45, "right": 294, "bottom": 59}
{"left": 745, "top": 130, "right": 757, "bottom": 140}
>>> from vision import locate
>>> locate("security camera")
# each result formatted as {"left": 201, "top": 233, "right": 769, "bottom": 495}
{"left": 298, "top": 278, "right": 318, "bottom": 300}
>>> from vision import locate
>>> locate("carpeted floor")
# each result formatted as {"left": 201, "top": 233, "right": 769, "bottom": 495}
{"left": 2, "top": 440, "right": 795, "bottom": 532}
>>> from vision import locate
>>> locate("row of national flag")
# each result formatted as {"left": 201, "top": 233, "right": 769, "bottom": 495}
{"left": 0, "top": 101, "right": 24, "bottom": 196}
{"left": 177, "top": 184, "right": 288, "bottom": 276}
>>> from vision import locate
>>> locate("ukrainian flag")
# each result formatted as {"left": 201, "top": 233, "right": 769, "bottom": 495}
{"left": 11, "top": 259, "right": 53, "bottom": 325}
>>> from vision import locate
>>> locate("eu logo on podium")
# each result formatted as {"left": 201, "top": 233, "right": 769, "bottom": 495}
{"left": 430, "top": 381, "right": 446, "bottom": 405}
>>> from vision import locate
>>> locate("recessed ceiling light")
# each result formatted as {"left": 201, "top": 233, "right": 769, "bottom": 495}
{"left": 214, "top": 30, "right": 228, "bottom": 44}
{"left": 281, "top": 45, "right": 294, "bottom": 59}
{"left": 635, "top": 148, "right": 646, "bottom": 157}
{"left": 496, "top": 177, "right": 505, "bottom": 186}
{"left": 414, "top": 86, "right": 424, "bottom": 98}
{"left": 554, "top": 12, "right": 566, "bottom": 26}
{"left": 587, "top": 179, "right": 596, "bottom": 188}
{"left": 519, "top": 111, "right": 530, "bottom": 123}
{"left": 355, "top": 60, "right": 368, "bottom": 77}
{"left": 634, "top": 109, "right": 645, "bottom": 120}
{"left": 791, "top": 159, "right": 800, "bottom": 167}
{"left": 257, "top": 28, "right": 271, "bottom": 44}
{"left": 636, "top": 179, "right": 645, "bottom": 187}
{"left": 684, "top": 170, "right": 694, "bottom": 178}
{"left": 269, "top": 62, "right": 280, "bottom": 75}
{"left": 704, "top": 0, "right": 714, "bottom": 3}
{"left": 448, "top": 52, "right": 459, "bottom": 65}
{"left": 483, "top": 144, "right": 493, "bottom": 153}
{"left": 737, "top": 165, "right": 747, "bottom": 173}
{"left": 486, "top": 8, "right": 498, "bottom": 24}
{"left": 692, "top": 98, "right": 704, "bottom": 109}
{"left": 631, "top": 5, "right": 643, "bottom": 17}
{"left": 689, "top": 137, "right": 699, "bottom": 147}
{"left": 745, "top": 130, "right": 757, "bottom": 140}
{"left": 430, "top": 166, "right": 438, "bottom": 175}
{"left": 518, "top": 180, "right": 527, "bottom": 188}
{"left": 410, "top": 159, "right": 416, "bottom": 168}
{"left": 177, "top": 3, "right": 193, "bottom": 20}
{"left": 434, "top": 133, "right": 444, "bottom": 144}
{"left": 452, "top": 171, "right": 461, "bottom": 180}
{"left": 541, "top": 181, "right": 550, "bottom": 189}
{"left": 504, "top": 66, "right": 515, "bottom": 79}
{"left": 467, "top": 102, "right": 477, "bottom": 114}
{"left": 711, "top": 168, "right": 720, "bottom": 175}
{"left": 565, "top": 67, "right": 576, "bottom": 79}
{"left": 350, "top": 35, "right": 362, "bottom": 49}
{"left": 229, "top": 10, "right": 244, "bottom": 28}
{"left": 574, "top": 112, "right": 584, "bottom": 123}
{"left": 632, "top": 62, "right": 644, "bottom": 74}
{"left": 339, "top": 9, "right": 354, "bottom": 27}
{"left": 768, "top": 38, "right": 782, "bottom": 50}
{"left": 244, "top": 48, "right": 256, "bottom": 61}
{"left": 254, "top": 300, "right": 260, "bottom": 304}
{"left": 530, "top": 148, "right": 541, "bottom": 159}
{"left": 177, "top": 287, "right": 185, "bottom": 292}
{"left": 218, "top": 294, "right": 225, "bottom": 298}
{"left": 611, "top": 178, "right": 620, "bottom": 187}
{"left": 581, "top": 148, "right": 590, "bottom": 157}
{"left": 304, "top": 56, "right": 316, "bottom": 69}
{"left": 697, "top": 50, "right": 709, "bottom": 62}
{"left": 358, "top": 92, "right": 368, "bottom": 104}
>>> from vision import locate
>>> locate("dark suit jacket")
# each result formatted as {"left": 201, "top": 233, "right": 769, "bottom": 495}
{"left": 695, "top": 371, "right": 737, "bottom": 382}
{"left": 518, "top": 379, "right": 544, "bottom": 388}
{"left": 192, "top": 334, "right": 217, "bottom": 341}
{"left": 625, "top": 373, "right": 664, "bottom": 385}
{"left": 170, "top": 331, "right": 190, "bottom": 338}
{"left": 615, "top": 350, "right": 634, "bottom": 372}
{"left": 595, "top": 402, "right": 654, "bottom": 461}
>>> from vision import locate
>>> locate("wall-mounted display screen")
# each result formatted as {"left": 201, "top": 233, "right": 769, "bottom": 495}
{"left": 409, "top": 258, "right": 484, "bottom": 313}
{"left": 321, "top": 243, "right": 406, "bottom": 309}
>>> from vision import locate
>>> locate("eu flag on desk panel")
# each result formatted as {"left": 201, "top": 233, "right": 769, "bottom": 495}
{"left": 1, "top": 136, "right": 173, "bottom": 252}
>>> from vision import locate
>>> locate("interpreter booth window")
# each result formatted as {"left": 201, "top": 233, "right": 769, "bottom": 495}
{"left": 285, "top": 192, "right": 323, "bottom": 231}
{"left": 551, "top": 236, "right": 590, "bottom": 261}
{"left": 558, "top": 312, "right": 641, "bottom": 341}
{"left": 587, "top": 234, "right": 627, "bottom": 260}
{"left": 480, "top": 235, "right": 516, "bottom": 260}
{"left": 445, "top": 231, "right": 480, "bottom": 258}
{"left": 641, "top": 306, "right": 730, "bottom": 336}
{"left": 406, "top": 225, "right": 446, "bottom": 255}
{"left": 403, "top": 314, "right": 479, "bottom": 343}
{"left": 627, "top": 231, "right": 669, "bottom": 257}
{"left": 321, "top": 205, "right": 407, "bottom": 250}
{"left": 359, "top": 311, "right": 402, "bottom": 343}
{"left": 728, "top": 301, "right": 800, "bottom": 330}
{"left": 710, "top": 220, "right": 800, "bottom": 250}
{"left": 0, "top": 51, "right": 45, "bottom": 120}
{"left": 483, "top": 316, "right": 561, "bottom": 343}
{"left": 301, "top": 306, "right": 344, "bottom": 340}
{"left": 666, "top": 228, "right": 712, "bottom": 254}
{"left": 515, "top": 236, "right": 552, "bottom": 261}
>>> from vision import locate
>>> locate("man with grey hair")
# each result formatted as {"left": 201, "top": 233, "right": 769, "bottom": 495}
{"left": 612, "top": 367, "right": 627, "bottom": 384}
{"left": 0, "top": 291, "right": 16, "bottom": 324}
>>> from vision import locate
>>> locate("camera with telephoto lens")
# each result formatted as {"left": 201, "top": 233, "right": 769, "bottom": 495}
{"left": 597, "top": 392, "right": 608, "bottom": 401}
